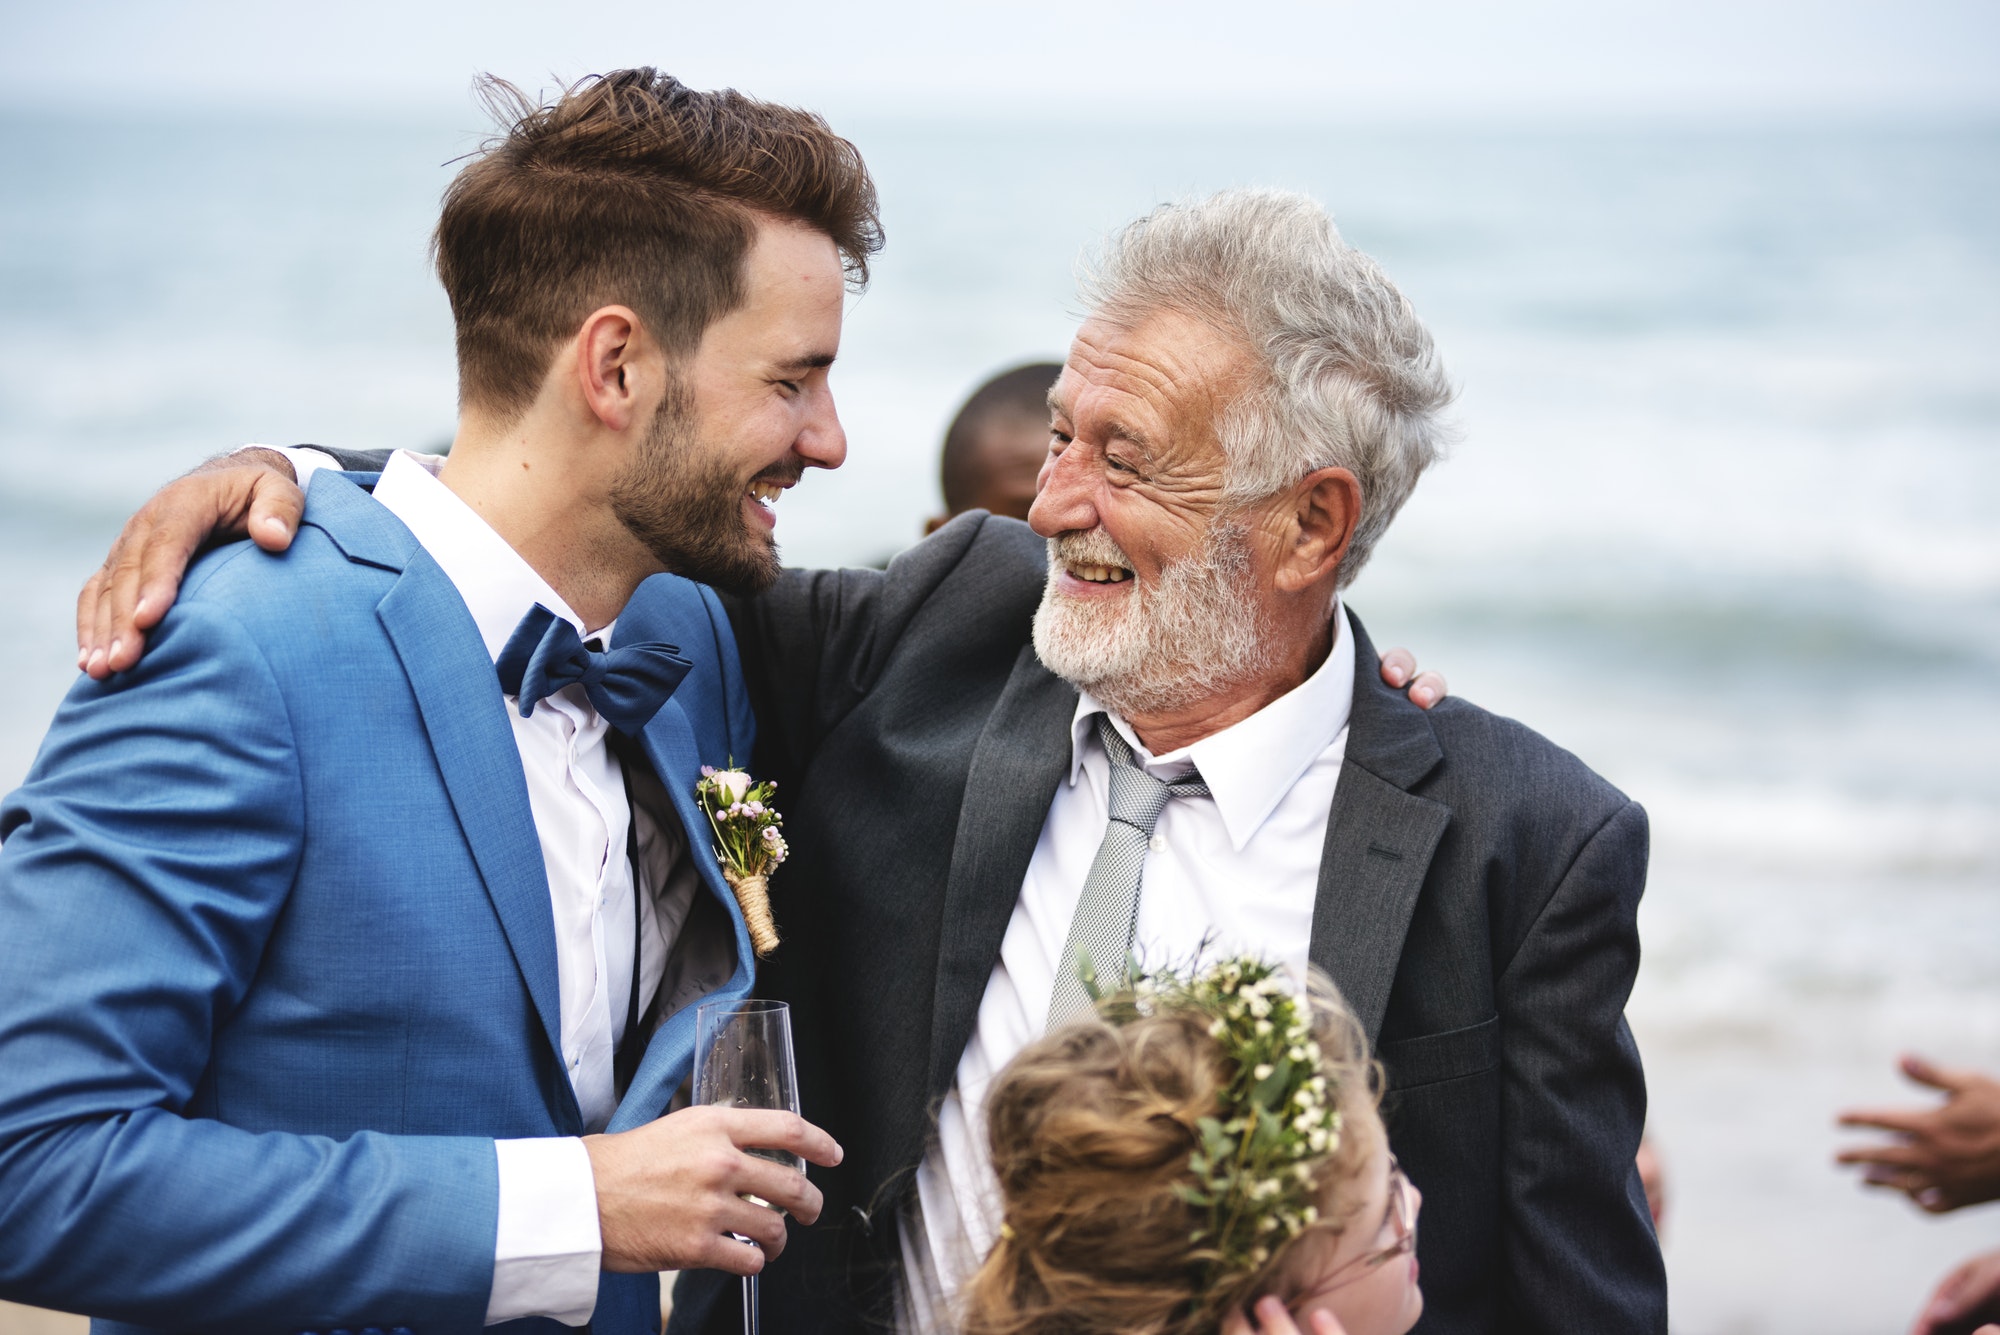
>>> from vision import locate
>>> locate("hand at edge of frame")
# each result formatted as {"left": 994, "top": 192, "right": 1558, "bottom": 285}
{"left": 1911, "top": 1247, "right": 2000, "bottom": 1335}
{"left": 1838, "top": 1054, "right": 2000, "bottom": 1213}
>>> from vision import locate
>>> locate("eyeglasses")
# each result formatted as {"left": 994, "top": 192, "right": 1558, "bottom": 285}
{"left": 1289, "top": 1155, "right": 1419, "bottom": 1304}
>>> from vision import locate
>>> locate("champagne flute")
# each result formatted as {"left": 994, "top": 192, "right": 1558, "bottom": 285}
{"left": 695, "top": 998, "right": 802, "bottom": 1335}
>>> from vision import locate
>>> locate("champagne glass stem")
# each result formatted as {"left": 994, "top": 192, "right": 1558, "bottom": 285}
{"left": 742, "top": 1272, "right": 758, "bottom": 1335}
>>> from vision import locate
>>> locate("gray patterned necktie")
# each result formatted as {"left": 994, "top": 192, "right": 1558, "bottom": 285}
{"left": 1046, "top": 715, "right": 1210, "bottom": 1028}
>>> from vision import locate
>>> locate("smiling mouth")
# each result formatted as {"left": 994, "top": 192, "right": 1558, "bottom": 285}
{"left": 749, "top": 479, "right": 784, "bottom": 516}
{"left": 1065, "top": 561, "right": 1132, "bottom": 584}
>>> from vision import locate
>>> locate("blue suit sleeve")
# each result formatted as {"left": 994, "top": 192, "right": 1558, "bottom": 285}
{"left": 0, "top": 587, "right": 497, "bottom": 1332}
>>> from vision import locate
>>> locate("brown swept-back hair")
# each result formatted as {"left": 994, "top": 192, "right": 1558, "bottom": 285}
{"left": 434, "top": 68, "right": 883, "bottom": 418}
{"left": 958, "top": 974, "right": 1383, "bottom": 1335}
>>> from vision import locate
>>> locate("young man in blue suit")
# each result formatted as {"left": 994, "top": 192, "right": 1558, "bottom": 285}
{"left": 0, "top": 71, "right": 877, "bottom": 1334}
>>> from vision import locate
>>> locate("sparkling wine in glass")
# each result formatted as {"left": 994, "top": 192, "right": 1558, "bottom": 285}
{"left": 695, "top": 998, "right": 803, "bottom": 1335}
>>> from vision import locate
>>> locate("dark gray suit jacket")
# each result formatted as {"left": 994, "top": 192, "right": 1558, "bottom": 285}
{"left": 671, "top": 511, "right": 1666, "bottom": 1335}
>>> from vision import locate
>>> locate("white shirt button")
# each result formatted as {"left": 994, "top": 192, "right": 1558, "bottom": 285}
{"left": 1150, "top": 833, "right": 1168, "bottom": 852}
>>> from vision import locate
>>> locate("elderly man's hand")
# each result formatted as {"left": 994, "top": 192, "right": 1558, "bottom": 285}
{"left": 1911, "top": 1248, "right": 2000, "bottom": 1335}
{"left": 76, "top": 448, "right": 303, "bottom": 680}
{"left": 1836, "top": 1055, "right": 2000, "bottom": 1212}
{"left": 1378, "top": 646, "right": 1447, "bottom": 710}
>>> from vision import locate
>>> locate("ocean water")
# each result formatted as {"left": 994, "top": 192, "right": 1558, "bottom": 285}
{"left": 1, "top": 110, "right": 1996, "bottom": 1331}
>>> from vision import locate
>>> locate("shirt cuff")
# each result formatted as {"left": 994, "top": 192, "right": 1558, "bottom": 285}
{"left": 233, "top": 443, "right": 341, "bottom": 483}
{"left": 485, "top": 1137, "right": 602, "bottom": 1326}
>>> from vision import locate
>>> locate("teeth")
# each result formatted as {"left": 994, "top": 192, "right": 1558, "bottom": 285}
{"left": 749, "top": 481, "right": 781, "bottom": 508}
{"left": 1067, "top": 562, "right": 1131, "bottom": 584}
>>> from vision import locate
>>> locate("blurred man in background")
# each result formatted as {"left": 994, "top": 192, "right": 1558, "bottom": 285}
{"left": 925, "top": 362, "right": 1063, "bottom": 532}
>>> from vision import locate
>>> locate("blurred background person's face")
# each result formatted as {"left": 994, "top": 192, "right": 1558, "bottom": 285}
{"left": 953, "top": 419, "right": 1043, "bottom": 522}
{"left": 926, "top": 360, "right": 1062, "bottom": 531}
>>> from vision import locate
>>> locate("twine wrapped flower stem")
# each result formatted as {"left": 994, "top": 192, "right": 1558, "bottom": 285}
{"left": 695, "top": 764, "right": 788, "bottom": 957}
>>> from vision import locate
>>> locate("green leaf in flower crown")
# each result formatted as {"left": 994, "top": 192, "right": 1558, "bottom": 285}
{"left": 1252, "top": 1057, "right": 1293, "bottom": 1109}
{"left": 1076, "top": 947, "right": 1103, "bottom": 1004}
{"left": 1196, "top": 1115, "right": 1232, "bottom": 1161}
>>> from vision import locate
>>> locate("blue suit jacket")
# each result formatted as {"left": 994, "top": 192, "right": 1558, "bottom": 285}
{"left": 0, "top": 473, "right": 759, "bottom": 1335}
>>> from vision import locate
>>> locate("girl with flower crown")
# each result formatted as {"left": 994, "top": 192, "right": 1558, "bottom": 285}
{"left": 957, "top": 958, "right": 1422, "bottom": 1335}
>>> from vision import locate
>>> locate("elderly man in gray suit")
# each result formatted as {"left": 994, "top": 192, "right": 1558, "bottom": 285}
{"left": 75, "top": 191, "right": 1662, "bottom": 1333}
{"left": 717, "top": 191, "right": 1664, "bottom": 1335}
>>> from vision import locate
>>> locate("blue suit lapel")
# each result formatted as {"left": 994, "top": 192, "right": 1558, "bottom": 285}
{"left": 311, "top": 471, "right": 751, "bottom": 1134}
{"left": 376, "top": 549, "right": 576, "bottom": 1128}
{"left": 606, "top": 695, "right": 757, "bottom": 1131}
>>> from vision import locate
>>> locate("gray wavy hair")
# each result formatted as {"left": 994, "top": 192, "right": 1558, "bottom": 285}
{"left": 1080, "top": 189, "right": 1456, "bottom": 588}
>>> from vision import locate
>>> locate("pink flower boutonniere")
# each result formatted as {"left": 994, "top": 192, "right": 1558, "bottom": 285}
{"left": 696, "top": 764, "right": 787, "bottom": 957}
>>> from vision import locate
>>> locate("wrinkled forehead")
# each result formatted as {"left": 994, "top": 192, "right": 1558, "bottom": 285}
{"left": 1051, "top": 310, "right": 1256, "bottom": 464}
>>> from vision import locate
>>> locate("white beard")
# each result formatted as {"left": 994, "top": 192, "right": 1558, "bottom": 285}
{"left": 1031, "top": 521, "right": 1279, "bottom": 719}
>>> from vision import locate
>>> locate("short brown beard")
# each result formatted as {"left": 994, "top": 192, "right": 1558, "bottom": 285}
{"left": 1031, "top": 519, "right": 1279, "bottom": 718}
{"left": 608, "top": 376, "right": 797, "bottom": 597}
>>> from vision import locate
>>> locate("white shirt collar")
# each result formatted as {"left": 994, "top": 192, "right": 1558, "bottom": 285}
{"left": 370, "top": 450, "right": 610, "bottom": 663}
{"left": 1067, "top": 597, "right": 1356, "bottom": 852}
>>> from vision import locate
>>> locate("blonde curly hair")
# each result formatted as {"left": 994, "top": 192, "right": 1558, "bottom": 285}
{"left": 958, "top": 970, "right": 1384, "bottom": 1335}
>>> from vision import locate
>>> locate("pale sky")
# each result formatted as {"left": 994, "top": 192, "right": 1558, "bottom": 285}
{"left": 4, "top": 0, "right": 1996, "bottom": 120}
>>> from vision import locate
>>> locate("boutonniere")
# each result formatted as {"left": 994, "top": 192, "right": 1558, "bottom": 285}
{"left": 696, "top": 764, "right": 787, "bottom": 958}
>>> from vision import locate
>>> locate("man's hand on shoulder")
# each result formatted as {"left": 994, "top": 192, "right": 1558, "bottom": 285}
{"left": 583, "top": 1105, "right": 842, "bottom": 1275}
{"left": 76, "top": 448, "right": 304, "bottom": 680}
{"left": 1378, "top": 645, "right": 1447, "bottom": 709}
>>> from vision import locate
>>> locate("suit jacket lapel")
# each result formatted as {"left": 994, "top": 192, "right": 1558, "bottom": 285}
{"left": 606, "top": 695, "right": 757, "bottom": 1132}
{"left": 376, "top": 549, "right": 573, "bottom": 1116}
{"left": 1308, "top": 611, "right": 1451, "bottom": 1043}
{"left": 927, "top": 646, "right": 1079, "bottom": 1101}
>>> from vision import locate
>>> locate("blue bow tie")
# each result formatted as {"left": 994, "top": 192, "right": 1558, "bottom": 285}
{"left": 494, "top": 603, "right": 692, "bottom": 736}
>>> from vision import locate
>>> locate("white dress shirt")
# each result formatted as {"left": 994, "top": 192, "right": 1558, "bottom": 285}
{"left": 305, "top": 448, "right": 694, "bottom": 1326}
{"left": 897, "top": 602, "right": 1357, "bottom": 1333}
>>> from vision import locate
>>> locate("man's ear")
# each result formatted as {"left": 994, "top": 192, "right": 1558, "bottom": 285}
{"left": 575, "top": 305, "right": 649, "bottom": 433}
{"left": 1273, "top": 466, "right": 1361, "bottom": 594}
